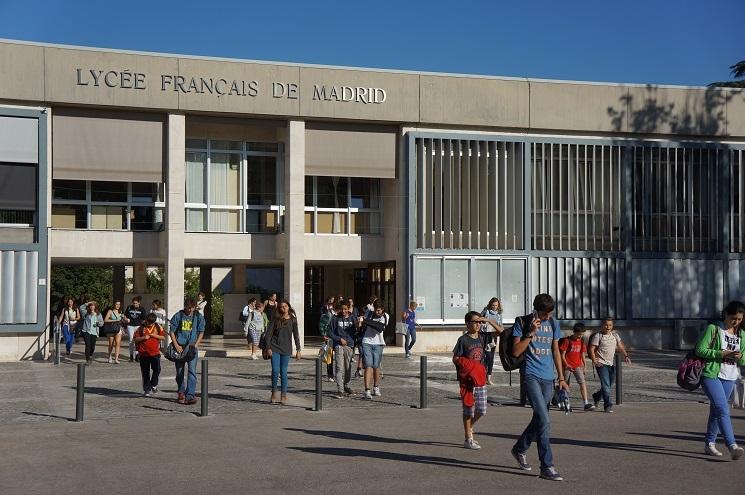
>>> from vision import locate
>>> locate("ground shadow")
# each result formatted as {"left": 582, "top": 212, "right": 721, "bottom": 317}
{"left": 628, "top": 431, "right": 745, "bottom": 443}
{"left": 21, "top": 411, "right": 73, "bottom": 421}
{"left": 285, "top": 428, "right": 461, "bottom": 448}
{"left": 287, "top": 447, "right": 533, "bottom": 476}
{"left": 480, "top": 432, "right": 710, "bottom": 461}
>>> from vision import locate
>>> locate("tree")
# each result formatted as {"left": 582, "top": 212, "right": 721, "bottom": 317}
{"left": 710, "top": 61, "right": 745, "bottom": 88}
{"left": 50, "top": 266, "right": 113, "bottom": 313}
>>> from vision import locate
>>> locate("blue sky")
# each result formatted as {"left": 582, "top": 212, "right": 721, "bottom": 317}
{"left": 0, "top": 0, "right": 741, "bottom": 87}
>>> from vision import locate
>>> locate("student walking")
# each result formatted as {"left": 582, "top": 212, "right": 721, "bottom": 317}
{"left": 149, "top": 299, "right": 169, "bottom": 349}
{"left": 264, "top": 300, "right": 302, "bottom": 405}
{"left": 480, "top": 297, "right": 504, "bottom": 385}
{"left": 696, "top": 301, "right": 745, "bottom": 460}
{"left": 402, "top": 301, "right": 418, "bottom": 358}
{"left": 510, "top": 294, "right": 567, "bottom": 481}
{"left": 360, "top": 300, "right": 388, "bottom": 399}
{"left": 242, "top": 298, "right": 264, "bottom": 360}
{"left": 264, "top": 292, "right": 278, "bottom": 321}
{"left": 103, "top": 300, "right": 124, "bottom": 364}
{"left": 80, "top": 302, "right": 104, "bottom": 364}
{"left": 319, "top": 306, "right": 335, "bottom": 381}
{"left": 134, "top": 313, "right": 165, "bottom": 396}
{"left": 330, "top": 301, "right": 357, "bottom": 397}
{"left": 58, "top": 297, "right": 80, "bottom": 357}
{"left": 454, "top": 311, "right": 500, "bottom": 449}
{"left": 169, "top": 299, "right": 205, "bottom": 405}
{"left": 195, "top": 291, "right": 208, "bottom": 317}
{"left": 559, "top": 323, "right": 594, "bottom": 411}
{"left": 588, "top": 317, "right": 631, "bottom": 413}
{"left": 124, "top": 296, "right": 146, "bottom": 362}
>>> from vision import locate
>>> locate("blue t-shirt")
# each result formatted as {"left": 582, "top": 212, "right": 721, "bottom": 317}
{"left": 404, "top": 309, "right": 416, "bottom": 330}
{"left": 512, "top": 316, "right": 561, "bottom": 380}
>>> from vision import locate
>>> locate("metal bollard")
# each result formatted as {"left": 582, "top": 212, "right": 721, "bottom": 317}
{"left": 201, "top": 359, "right": 209, "bottom": 417}
{"left": 75, "top": 363, "right": 85, "bottom": 422}
{"left": 615, "top": 353, "right": 623, "bottom": 405}
{"left": 314, "top": 357, "right": 323, "bottom": 411}
{"left": 419, "top": 355, "right": 428, "bottom": 409}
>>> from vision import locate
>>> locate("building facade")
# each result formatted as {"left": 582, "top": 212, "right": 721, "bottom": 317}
{"left": 0, "top": 39, "right": 744, "bottom": 360}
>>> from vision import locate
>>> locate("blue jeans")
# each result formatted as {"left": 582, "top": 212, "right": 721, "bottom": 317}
{"left": 701, "top": 377, "right": 737, "bottom": 446}
{"left": 515, "top": 375, "right": 555, "bottom": 470}
{"left": 271, "top": 352, "right": 290, "bottom": 393}
{"left": 62, "top": 323, "right": 74, "bottom": 353}
{"left": 175, "top": 349, "right": 199, "bottom": 400}
{"left": 593, "top": 364, "right": 615, "bottom": 410}
{"left": 405, "top": 326, "right": 416, "bottom": 352}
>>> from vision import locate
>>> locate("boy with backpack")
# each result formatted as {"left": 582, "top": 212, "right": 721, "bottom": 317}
{"left": 559, "top": 323, "right": 594, "bottom": 411}
{"left": 134, "top": 313, "right": 165, "bottom": 396}
{"left": 453, "top": 311, "right": 502, "bottom": 450}
{"left": 509, "top": 294, "right": 567, "bottom": 481}
{"left": 588, "top": 316, "right": 631, "bottom": 413}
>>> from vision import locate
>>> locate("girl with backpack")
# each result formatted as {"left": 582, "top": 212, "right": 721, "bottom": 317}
{"left": 58, "top": 297, "right": 80, "bottom": 357}
{"left": 480, "top": 297, "right": 504, "bottom": 385}
{"left": 80, "top": 302, "right": 104, "bottom": 364}
{"left": 696, "top": 301, "right": 745, "bottom": 459}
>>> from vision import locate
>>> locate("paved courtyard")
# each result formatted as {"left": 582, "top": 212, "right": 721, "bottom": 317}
{"left": 1, "top": 345, "right": 744, "bottom": 493}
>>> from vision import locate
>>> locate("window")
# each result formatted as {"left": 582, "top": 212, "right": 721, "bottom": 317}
{"left": 305, "top": 176, "right": 381, "bottom": 235}
{"left": 0, "top": 162, "right": 37, "bottom": 231}
{"left": 51, "top": 180, "right": 165, "bottom": 230}
{"left": 185, "top": 139, "right": 282, "bottom": 233}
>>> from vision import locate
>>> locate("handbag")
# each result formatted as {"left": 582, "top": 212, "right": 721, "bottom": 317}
{"left": 677, "top": 329, "right": 717, "bottom": 391}
{"left": 164, "top": 343, "right": 196, "bottom": 362}
{"left": 258, "top": 330, "right": 272, "bottom": 360}
{"left": 395, "top": 323, "right": 410, "bottom": 335}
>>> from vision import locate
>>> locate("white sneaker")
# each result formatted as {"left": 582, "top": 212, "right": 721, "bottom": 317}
{"left": 373, "top": 386, "right": 381, "bottom": 397}
{"left": 463, "top": 438, "right": 481, "bottom": 450}
{"left": 705, "top": 443, "right": 723, "bottom": 457}
{"left": 364, "top": 390, "right": 372, "bottom": 400}
{"left": 729, "top": 444, "right": 744, "bottom": 460}
{"left": 250, "top": 354, "right": 259, "bottom": 360}
{"left": 108, "top": 355, "right": 113, "bottom": 364}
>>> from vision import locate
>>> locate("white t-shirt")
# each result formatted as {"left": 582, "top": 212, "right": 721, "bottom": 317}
{"left": 362, "top": 313, "right": 388, "bottom": 346}
{"left": 590, "top": 331, "right": 621, "bottom": 366}
{"left": 718, "top": 328, "right": 741, "bottom": 381}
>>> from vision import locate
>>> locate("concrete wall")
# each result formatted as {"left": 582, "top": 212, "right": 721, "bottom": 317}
{"left": 51, "top": 230, "right": 162, "bottom": 262}
{"left": 0, "top": 39, "right": 742, "bottom": 138}
{"left": 0, "top": 332, "right": 48, "bottom": 361}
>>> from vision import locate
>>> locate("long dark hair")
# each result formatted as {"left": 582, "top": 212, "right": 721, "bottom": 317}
{"left": 483, "top": 297, "right": 503, "bottom": 314}
{"left": 273, "top": 299, "right": 297, "bottom": 324}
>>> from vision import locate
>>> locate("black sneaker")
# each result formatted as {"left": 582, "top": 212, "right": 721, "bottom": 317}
{"left": 540, "top": 466, "right": 563, "bottom": 481}
{"left": 129, "top": 356, "right": 134, "bottom": 362}
{"left": 584, "top": 403, "right": 596, "bottom": 411}
{"left": 344, "top": 387, "right": 354, "bottom": 396}
{"left": 511, "top": 446, "right": 531, "bottom": 471}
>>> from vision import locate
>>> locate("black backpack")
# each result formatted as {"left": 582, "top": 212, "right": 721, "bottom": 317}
{"left": 499, "top": 314, "right": 533, "bottom": 371}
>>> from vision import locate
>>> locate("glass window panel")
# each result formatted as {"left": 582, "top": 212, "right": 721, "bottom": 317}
{"left": 350, "top": 211, "right": 381, "bottom": 234}
{"left": 304, "top": 211, "right": 314, "bottom": 233}
{"left": 443, "top": 259, "right": 470, "bottom": 319}
{"left": 211, "top": 140, "right": 241, "bottom": 151}
{"left": 0, "top": 209, "right": 34, "bottom": 225}
{"left": 209, "top": 209, "right": 240, "bottom": 232}
{"left": 52, "top": 179, "right": 86, "bottom": 201}
{"left": 130, "top": 205, "right": 162, "bottom": 231}
{"left": 246, "top": 209, "right": 279, "bottom": 234}
{"left": 316, "top": 212, "right": 347, "bottom": 234}
{"left": 247, "top": 142, "right": 278, "bottom": 152}
{"left": 500, "top": 259, "right": 527, "bottom": 320}
{"left": 186, "top": 208, "right": 206, "bottom": 231}
{"left": 316, "top": 177, "right": 348, "bottom": 208}
{"left": 209, "top": 153, "right": 241, "bottom": 206}
{"left": 472, "top": 259, "right": 500, "bottom": 314}
{"left": 91, "top": 205, "right": 126, "bottom": 229}
{"left": 350, "top": 178, "right": 380, "bottom": 209}
{"left": 91, "top": 181, "right": 127, "bottom": 203}
{"left": 186, "top": 152, "right": 206, "bottom": 204}
{"left": 51, "top": 205, "right": 87, "bottom": 228}
{"left": 414, "top": 258, "right": 442, "bottom": 320}
{"left": 305, "top": 177, "right": 314, "bottom": 207}
{"left": 131, "top": 183, "right": 158, "bottom": 203}
{"left": 186, "top": 138, "right": 207, "bottom": 149}
{"left": 246, "top": 155, "right": 277, "bottom": 206}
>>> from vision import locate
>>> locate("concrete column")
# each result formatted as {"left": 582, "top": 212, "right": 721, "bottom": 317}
{"left": 165, "top": 113, "right": 186, "bottom": 320}
{"left": 113, "top": 265, "right": 126, "bottom": 303}
{"left": 395, "top": 127, "right": 413, "bottom": 345}
{"left": 284, "top": 120, "right": 305, "bottom": 345}
{"left": 133, "top": 262, "right": 147, "bottom": 293}
{"left": 232, "top": 264, "right": 247, "bottom": 293}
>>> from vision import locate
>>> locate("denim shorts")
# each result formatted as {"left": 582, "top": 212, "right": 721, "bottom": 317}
{"left": 361, "top": 344, "right": 384, "bottom": 369}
